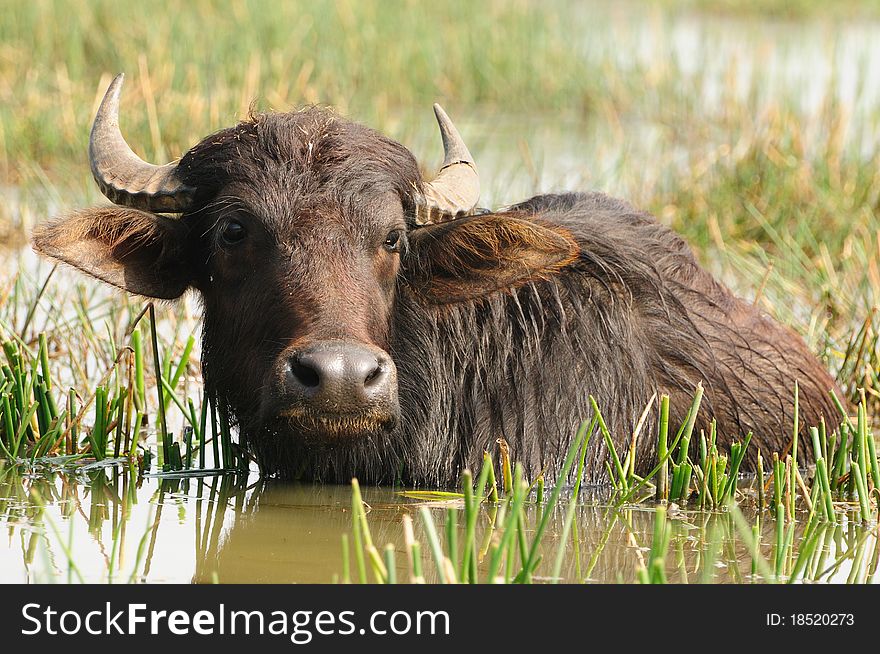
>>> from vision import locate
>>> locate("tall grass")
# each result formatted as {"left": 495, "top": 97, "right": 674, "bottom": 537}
{"left": 0, "top": 0, "right": 617, "bottom": 187}
{"left": 2, "top": 0, "right": 880, "bottom": 584}
{"left": 0, "top": 277, "right": 241, "bottom": 474}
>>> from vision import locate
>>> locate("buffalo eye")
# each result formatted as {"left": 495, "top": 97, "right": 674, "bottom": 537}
{"left": 383, "top": 229, "right": 404, "bottom": 253}
{"left": 220, "top": 220, "right": 247, "bottom": 246}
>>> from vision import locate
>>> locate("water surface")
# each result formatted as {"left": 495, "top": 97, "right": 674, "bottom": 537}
{"left": 1, "top": 461, "right": 876, "bottom": 584}
{"left": 2, "top": 6, "right": 880, "bottom": 584}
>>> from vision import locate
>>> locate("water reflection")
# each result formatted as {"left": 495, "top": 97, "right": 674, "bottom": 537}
{"left": 1, "top": 460, "right": 876, "bottom": 584}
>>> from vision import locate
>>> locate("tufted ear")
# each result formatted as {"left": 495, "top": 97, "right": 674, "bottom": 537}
{"left": 404, "top": 212, "right": 579, "bottom": 304}
{"left": 31, "top": 206, "right": 193, "bottom": 299}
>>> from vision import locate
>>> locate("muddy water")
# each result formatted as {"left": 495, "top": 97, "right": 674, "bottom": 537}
{"left": 3, "top": 7, "right": 880, "bottom": 584}
{"left": 1, "top": 461, "right": 876, "bottom": 584}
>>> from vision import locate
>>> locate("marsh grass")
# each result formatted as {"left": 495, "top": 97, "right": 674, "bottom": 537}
{"left": 0, "top": 0, "right": 619, "bottom": 191}
{"left": 0, "top": 285, "right": 241, "bottom": 475}
{"left": 664, "top": 0, "right": 880, "bottom": 19}
{"left": 2, "top": 0, "right": 880, "bottom": 583}
{"left": 345, "top": 382, "right": 879, "bottom": 584}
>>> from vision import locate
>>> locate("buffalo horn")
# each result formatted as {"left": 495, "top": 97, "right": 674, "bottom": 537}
{"left": 415, "top": 103, "right": 480, "bottom": 224}
{"left": 89, "top": 73, "right": 195, "bottom": 213}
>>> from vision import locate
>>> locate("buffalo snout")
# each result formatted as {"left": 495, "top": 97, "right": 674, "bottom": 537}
{"left": 275, "top": 340, "right": 399, "bottom": 434}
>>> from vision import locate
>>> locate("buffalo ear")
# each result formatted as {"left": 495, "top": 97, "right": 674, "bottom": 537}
{"left": 404, "top": 213, "right": 579, "bottom": 304}
{"left": 31, "top": 207, "right": 193, "bottom": 299}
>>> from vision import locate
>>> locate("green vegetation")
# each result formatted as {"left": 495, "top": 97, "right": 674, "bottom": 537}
{"left": 0, "top": 274, "right": 241, "bottom": 474}
{"left": 664, "top": 0, "right": 880, "bottom": 19}
{"left": 2, "top": 0, "right": 880, "bottom": 583}
{"left": 0, "top": 0, "right": 613, "bottom": 186}
{"left": 345, "top": 388, "right": 880, "bottom": 583}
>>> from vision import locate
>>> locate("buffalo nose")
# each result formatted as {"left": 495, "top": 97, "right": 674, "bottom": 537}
{"left": 285, "top": 341, "right": 393, "bottom": 411}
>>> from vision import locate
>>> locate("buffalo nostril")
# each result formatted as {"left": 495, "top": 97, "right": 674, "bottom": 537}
{"left": 289, "top": 361, "right": 320, "bottom": 389}
{"left": 283, "top": 343, "right": 395, "bottom": 410}
{"left": 363, "top": 362, "right": 384, "bottom": 387}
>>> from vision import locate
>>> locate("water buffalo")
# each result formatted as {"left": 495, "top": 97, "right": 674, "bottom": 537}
{"left": 33, "top": 74, "right": 841, "bottom": 486}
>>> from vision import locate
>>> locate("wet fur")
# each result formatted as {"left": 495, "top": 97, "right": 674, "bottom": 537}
{"left": 34, "top": 108, "right": 843, "bottom": 488}
{"left": 246, "top": 192, "right": 841, "bottom": 487}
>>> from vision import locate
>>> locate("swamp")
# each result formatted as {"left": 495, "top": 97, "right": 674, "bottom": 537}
{"left": 1, "top": 0, "right": 879, "bottom": 584}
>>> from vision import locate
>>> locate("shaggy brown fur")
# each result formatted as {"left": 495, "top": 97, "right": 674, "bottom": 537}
{"left": 33, "top": 107, "right": 843, "bottom": 486}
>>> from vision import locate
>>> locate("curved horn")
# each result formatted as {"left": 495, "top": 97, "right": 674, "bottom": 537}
{"left": 415, "top": 104, "right": 480, "bottom": 224}
{"left": 89, "top": 73, "right": 195, "bottom": 212}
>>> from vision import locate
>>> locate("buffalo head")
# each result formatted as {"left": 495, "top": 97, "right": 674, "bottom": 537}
{"left": 33, "top": 74, "right": 578, "bottom": 453}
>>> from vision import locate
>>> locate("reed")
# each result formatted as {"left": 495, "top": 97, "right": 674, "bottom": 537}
{"left": 4, "top": 0, "right": 880, "bottom": 586}
{"left": 0, "top": 302, "right": 237, "bottom": 475}
{"left": 340, "top": 383, "right": 879, "bottom": 584}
